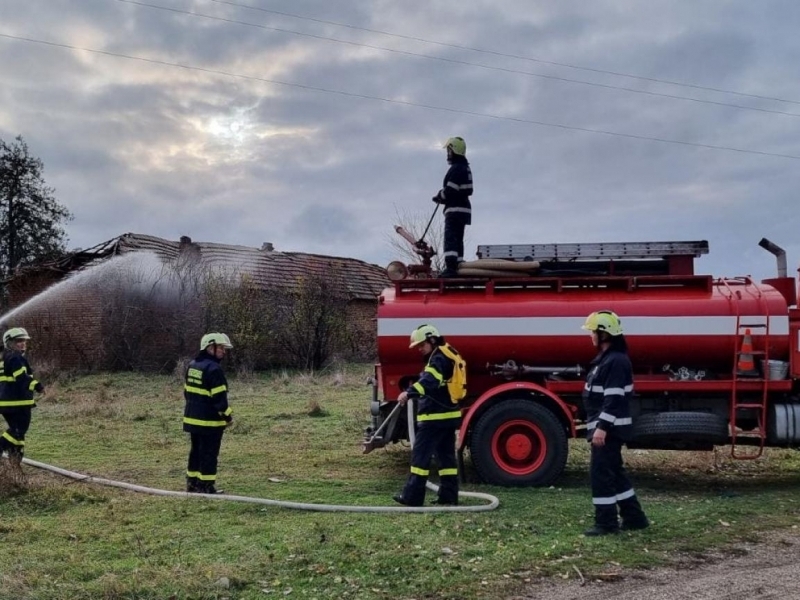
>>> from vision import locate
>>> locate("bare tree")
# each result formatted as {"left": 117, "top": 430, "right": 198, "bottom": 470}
{"left": 270, "top": 270, "right": 350, "bottom": 371}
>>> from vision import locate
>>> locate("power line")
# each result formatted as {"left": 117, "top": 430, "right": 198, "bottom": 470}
{"left": 114, "top": 0, "right": 800, "bottom": 119}
{"left": 207, "top": 0, "right": 800, "bottom": 107}
{"left": 2, "top": 32, "right": 799, "bottom": 161}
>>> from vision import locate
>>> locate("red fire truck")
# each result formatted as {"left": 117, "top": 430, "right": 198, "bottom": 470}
{"left": 363, "top": 238, "right": 800, "bottom": 487}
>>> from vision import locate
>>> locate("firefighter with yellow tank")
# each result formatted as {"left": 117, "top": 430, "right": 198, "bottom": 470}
{"left": 0, "top": 328, "right": 45, "bottom": 468}
{"left": 393, "top": 324, "right": 463, "bottom": 506}
{"left": 581, "top": 311, "right": 649, "bottom": 535}
{"left": 183, "top": 333, "right": 234, "bottom": 494}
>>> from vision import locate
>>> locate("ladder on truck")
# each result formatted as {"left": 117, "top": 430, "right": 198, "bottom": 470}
{"left": 476, "top": 240, "right": 709, "bottom": 276}
{"left": 721, "top": 278, "right": 771, "bottom": 459}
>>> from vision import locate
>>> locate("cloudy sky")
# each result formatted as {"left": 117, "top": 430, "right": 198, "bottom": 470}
{"left": 2, "top": 0, "right": 799, "bottom": 280}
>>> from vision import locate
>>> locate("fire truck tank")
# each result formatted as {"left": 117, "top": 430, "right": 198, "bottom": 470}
{"left": 377, "top": 248, "right": 792, "bottom": 392}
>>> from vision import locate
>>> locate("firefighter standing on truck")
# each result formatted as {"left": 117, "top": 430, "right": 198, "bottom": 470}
{"left": 433, "top": 136, "right": 473, "bottom": 278}
{"left": 183, "top": 332, "right": 234, "bottom": 494}
{"left": 393, "top": 324, "right": 464, "bottom": 506}
{"left": 0, "top": 328, "right": 45, "bottom": 470}
{"left": 581, "top": 311, "right": 649, "bottom": 536}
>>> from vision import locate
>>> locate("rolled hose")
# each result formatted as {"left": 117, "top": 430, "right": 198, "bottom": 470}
{"left": 20, "top": 457, "right": 500, "bottom": 513}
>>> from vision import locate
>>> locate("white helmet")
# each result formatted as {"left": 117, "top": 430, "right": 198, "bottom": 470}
{"left": 201, "top": 332, "right": 233, "bottom": 350}
{"left": 3, "top": 327, "right": 31, "bottom": 347}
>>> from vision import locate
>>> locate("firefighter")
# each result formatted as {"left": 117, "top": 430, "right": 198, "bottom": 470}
{"left": 0, "top": 328, "right": 45, "bottom": 469}
{"left": 432, "top": 136, "right": 473, "bottom": 278}
{"left": 393, "top": 324, "right": 462, "bottom": 506}
{"left": 581, "top": 311, "right": 649, "bottom": 535}
{"left": 183, "top": 332, "right": 234, "bottom": 494}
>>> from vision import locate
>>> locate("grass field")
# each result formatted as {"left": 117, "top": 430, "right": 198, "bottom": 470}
{"left": 1, "top": 365, "right": 799, "bottom": 600}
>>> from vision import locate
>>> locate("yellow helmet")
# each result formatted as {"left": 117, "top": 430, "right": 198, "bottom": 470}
{"left": 409, "top": 324, "right": 441, "bottom": 348}
{"left": 444, "top": 136, "right": 466, "bottom": 156}
{"left": 201, "top": 332, "right": 233, "bottom": 350}
{"left": 581, "top": 311, "right": 623, "bottom": 336}
{"left": 3, "top": 327, "right": 31, "bottom": 346}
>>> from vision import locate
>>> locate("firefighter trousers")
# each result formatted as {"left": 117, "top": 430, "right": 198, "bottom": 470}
{"left": 0, "top": 409, "right": 32, "bottom": 460}
{"left": 590, "top": 436, "right": 647, "bottom": 529}
{"left": 443, "top": 215, "right": 467, "bottom": 272}
{"left": 400, "top": 422, "right": 459, "bottom": 506}
{"left": 187, "top": 429, "right": 224, "bottom": 491}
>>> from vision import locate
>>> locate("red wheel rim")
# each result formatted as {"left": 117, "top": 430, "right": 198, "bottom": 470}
{"left": 490, "top": 419, "right": 547, "bottom": 476}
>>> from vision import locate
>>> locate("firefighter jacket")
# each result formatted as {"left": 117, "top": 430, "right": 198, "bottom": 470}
{"left": 582, "top": 348, "right": 633, "bottom": 441}
{"left": 434, "top": 155, "right": 473, "bottom": 225}
{"left": 0, "top": 350, "right": 43, "bottom": 413}
{"left": 407, "top": 346, "right": 462, "bottom": 426}
{"left": 183, "top": 352, "right": 232, "bottom": 433}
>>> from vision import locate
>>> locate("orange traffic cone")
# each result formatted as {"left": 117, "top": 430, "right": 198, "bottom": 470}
{"left": 736, "top": 328, "right": 759, "bottom": 377}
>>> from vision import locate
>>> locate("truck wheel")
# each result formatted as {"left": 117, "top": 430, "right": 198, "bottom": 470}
{"left": 469, "top": 399, "right": 568, "bottom": 487}
{"left": 632, "top": 412, "right": 728, "bottom": 444}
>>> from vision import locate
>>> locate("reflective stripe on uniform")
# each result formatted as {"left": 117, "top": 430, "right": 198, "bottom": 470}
{"left": 417, "top": 410, "right": 461, "bottom": 422}
{"left": 28, "top": 379, "right": 39, "bottom": 392}
{"left": 443, "top": 207, "right": 471, "bottom": 214}
{"left": 2, "top": 431, "right": 24, "bottom": 446}
{"left": 222, "top": 407, "right": 233, "bottom": 416}
{"left": 439, "top": 468, "right": 458, "bottom": 477}
{"left": 604, "top": 385, "right": 634, "bottom": 396}
{"left": 185, "top": 385, "right": 211, "bottom": 396}
{"left": 183, "top": 417, "right": 227, "bottom": 427}
{"left": 0, "top": 399, "right": 35, "bottom": 407}
{"left": 616, "top": 489, "right": 635, "bottom": 501}
{"left": 196, "top": 473, "right": 217, "bottom": 481}
{"left": 410, "top": 466, "right": 429, "bottom": 476}
{"left": 186, "top": 470, "right": 201, "bottom": 478}
{"left": 588, "top": 417, "right": 632, "bottom": 429}
{"left": 186, "top": 383, "right": 228, "bottom": 396}
{"left": 592, "top": 495, "right": 618, "bottom": 505}
{"left": 424, "top": 366, "right": 444, "bottom": 383}
{"left": 12, "top": 367, "right": 27, "bottom": 379}
{"left": 592, "top": 489, "right": 636, "bottom": 505}
{"left": 412, "top": 382, "right": 425, "bottom": 395}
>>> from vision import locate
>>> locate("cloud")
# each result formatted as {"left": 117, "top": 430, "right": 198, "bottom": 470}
{"left": 1, "top": 0, "right": 798, "bottom": 283}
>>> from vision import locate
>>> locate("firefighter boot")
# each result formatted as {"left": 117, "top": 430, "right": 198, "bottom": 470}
{"left": 433, "top": 476, "right": 459, "bottom": 505}
{"left": 619, "top": 496, "right": 649, "bottom": 531}
{"left": 186, "top": 476, "right": 200, "bottom": 493}
{"left": 393, "top": 493, "right": 423, "bottom": 507}
{"left": 584, "top": 505, "right": 619, "bottom": 536}
{"left": 200, "top": 482, "right": 224, "bottom": 494}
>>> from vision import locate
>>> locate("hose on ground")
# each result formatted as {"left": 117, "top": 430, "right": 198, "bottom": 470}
{"left": 20, "top": 457, "right": 500, "bottom": 513}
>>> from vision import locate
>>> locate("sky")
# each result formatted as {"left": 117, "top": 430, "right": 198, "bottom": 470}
{"left": 1, "top": 0, "right": 799, "bottom": 282}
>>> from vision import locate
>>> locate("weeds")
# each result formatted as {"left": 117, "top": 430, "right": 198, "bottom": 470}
{"left": 2, "top": 369, "right": 800, "bottom": 600}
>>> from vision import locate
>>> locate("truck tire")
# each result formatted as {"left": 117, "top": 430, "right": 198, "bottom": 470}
{"left": 631, "top": 412, "right": 728, "bottom": 444}
{"left": 469, "top": 399, "right": 568, "bottom": 487}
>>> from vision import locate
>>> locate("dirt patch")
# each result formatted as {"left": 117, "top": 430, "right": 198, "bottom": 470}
{"left": 510, "top": 529, "right": 800, "bottom": 600}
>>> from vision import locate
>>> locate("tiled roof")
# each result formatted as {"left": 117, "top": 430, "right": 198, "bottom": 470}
{"left": 14, "top": 233, "right": 390, "bottom": 301}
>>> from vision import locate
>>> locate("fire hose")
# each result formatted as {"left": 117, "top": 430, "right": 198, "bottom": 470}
{"left": 18, "top": 427, "right": 499, "bottom": 513}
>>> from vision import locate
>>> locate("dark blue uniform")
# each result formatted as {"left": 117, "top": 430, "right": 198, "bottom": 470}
{"left": 398, "top": 346, "right": 462, "bottom": 506}
{"left": 183, "top": 352, "right": 232, "bottom": 492}
{"left": 582, "top": 348, "right": 647, "bottom": 531}
{"left": 0, "top": 349, "right": 44, "bottom": 461}
{"left": 434, "top": 155, "right": 472, "bottom": 274}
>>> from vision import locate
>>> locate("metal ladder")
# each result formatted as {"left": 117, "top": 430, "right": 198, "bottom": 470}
{"left": 722, "top": 278, "right": 770, "bottom": 459}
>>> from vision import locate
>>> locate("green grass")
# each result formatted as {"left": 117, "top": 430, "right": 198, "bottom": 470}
{"left": 1, "top": 366, "right": 800, "bottom": 599}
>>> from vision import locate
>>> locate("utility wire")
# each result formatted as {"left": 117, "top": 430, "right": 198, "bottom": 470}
{"left": 113, "top": 0, "right": 800, "bottom": 119}
{"left": 2, "top": 32, "right": 798, "bottom": 161}
{"left": 207, "top": 0, "right": 800, "bottom": 107}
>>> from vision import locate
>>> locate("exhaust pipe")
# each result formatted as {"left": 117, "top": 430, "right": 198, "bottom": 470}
{"left": 758, "top": 238, "right": 787, "bottom": 278}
